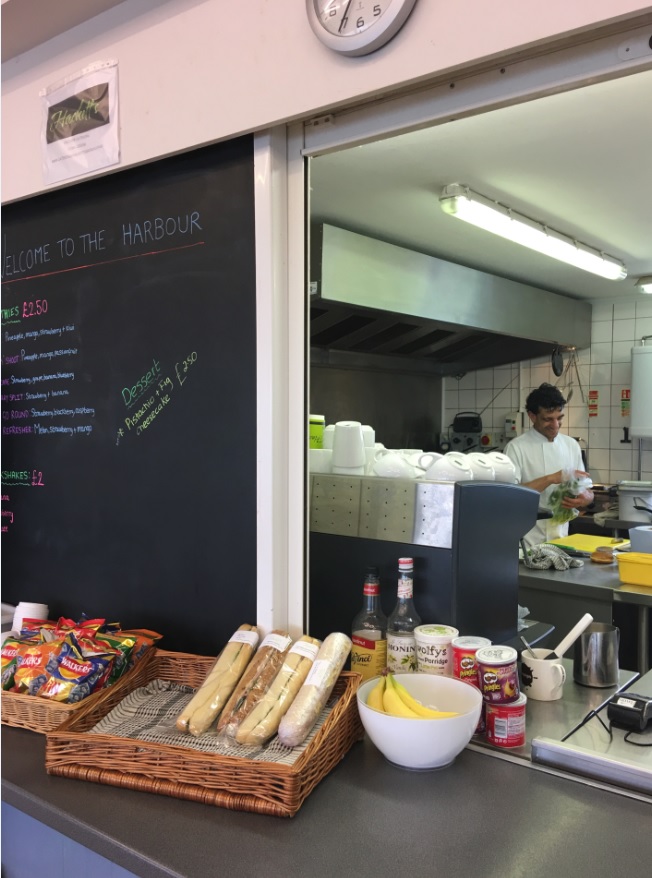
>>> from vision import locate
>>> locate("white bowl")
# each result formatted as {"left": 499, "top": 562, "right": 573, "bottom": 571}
{"left": 422, "top": 455, "right": 474, "bottom": 482}
{"left": 373, "top": 451, "right": 418, "bottom": 479}
{"left": 357, "top": 673, "right": 482, "bottom": 770}
{"left": 466, "top": 452, "right": 496, "bottom": 480}
{"left": 486, "top": 452, "right": 517, "bottom": 483}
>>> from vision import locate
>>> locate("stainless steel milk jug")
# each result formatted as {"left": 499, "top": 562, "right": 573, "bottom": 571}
{"left": 573, "top": 622, "right": 619, "bottom": 688}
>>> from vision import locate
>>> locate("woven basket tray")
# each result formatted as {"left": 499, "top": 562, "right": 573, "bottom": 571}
{"left": 1, "top": 647, "right": 156, "bottom": 734}
{"left": 45, "top": 649, "right": 364, "bottom": 817}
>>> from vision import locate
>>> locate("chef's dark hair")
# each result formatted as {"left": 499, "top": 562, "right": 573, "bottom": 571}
{"left": 526, "top": 383, "right": 567, "bottom": 414}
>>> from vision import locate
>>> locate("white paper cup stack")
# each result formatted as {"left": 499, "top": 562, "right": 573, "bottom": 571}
{"left": 12, "top": 601, "right": 49, "bottom": 633}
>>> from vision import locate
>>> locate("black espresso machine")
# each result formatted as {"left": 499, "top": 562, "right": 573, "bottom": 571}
{"left": 308, "top": 476, "right": 541, "bottom": 647}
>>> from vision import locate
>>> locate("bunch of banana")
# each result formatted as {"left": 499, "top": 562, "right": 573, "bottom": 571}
{"left": 366, "top": 674, "right": 459, "bottom": 719}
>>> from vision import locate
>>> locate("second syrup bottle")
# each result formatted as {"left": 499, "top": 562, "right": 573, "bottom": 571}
{"left": 386, "top": 557, "right": 421, "bottom": 673}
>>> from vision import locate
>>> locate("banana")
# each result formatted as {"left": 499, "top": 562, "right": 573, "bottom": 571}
{"left": 366, "top": 676, "right": 386, "bottom": 712}
{"left": 390, "top": 675, "right": 459, "bottom": 719}
{"left": 382, "top": 675, "right": 420, "bottom": 718}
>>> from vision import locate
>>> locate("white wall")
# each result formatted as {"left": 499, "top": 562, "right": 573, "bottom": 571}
{"left": 443, "top": 297, "right": 652, "bottom": 485}
{"left": 3, "top": 0, "right": 652, "bottom": 202}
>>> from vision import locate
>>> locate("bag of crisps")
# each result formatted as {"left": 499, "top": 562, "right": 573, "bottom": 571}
{"left": 38, "top": 634, "right": 115, "bottom": 703}
{"left": 13, "top": 641, "right": 61, "bottom": 696}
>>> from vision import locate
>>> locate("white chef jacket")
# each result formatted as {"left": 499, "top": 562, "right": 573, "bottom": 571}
{"left": 505, "top": 428, "right": 585, "bottom": 548}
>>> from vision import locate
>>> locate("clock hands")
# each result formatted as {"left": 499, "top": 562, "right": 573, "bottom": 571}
{"left": 338, "top": 0, "right": 353, "bottom": 34}
{"left": 309, "top": 0, "right": 418, "bottom": 57}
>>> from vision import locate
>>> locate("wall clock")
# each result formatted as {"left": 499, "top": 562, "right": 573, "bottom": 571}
{"left": 306, "top": 0, "right": 419, "bottom": 57}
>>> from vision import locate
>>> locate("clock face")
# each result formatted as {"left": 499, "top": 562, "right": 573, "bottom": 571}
{"left": 308, "top": 0, "right": 418, "bottom": 56}
{"left": 316, "top": 0, "right": 395, "bottom": 37}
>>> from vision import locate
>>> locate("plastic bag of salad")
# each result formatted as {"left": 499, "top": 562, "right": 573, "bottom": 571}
{"left": 548, "top": 470, "right": 593, "bottom": 524}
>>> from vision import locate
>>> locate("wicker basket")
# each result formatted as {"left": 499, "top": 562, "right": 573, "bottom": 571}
{"left": 46, "top": 649, "right": 364, "bottom": 817}
{"left": 1, "top": 648, "right": 156, "bottom": 734}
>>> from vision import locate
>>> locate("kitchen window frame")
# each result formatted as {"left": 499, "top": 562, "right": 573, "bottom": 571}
{"left": 257, "top": 21, "right": 652, "bottom": 635}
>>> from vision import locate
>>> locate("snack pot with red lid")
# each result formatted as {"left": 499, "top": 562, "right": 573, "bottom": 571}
{"left": 475, "top": 645, "right": 519, "bottom": 704}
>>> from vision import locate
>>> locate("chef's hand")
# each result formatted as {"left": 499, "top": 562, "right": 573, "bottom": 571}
{"left": 522, "top": 470, "right": 593, "bottom": 502}
{"left": 561, "top": 491, "right": 594, "bottom": 509}
{"left": 558, "top": 470, "right": 594, "bottom": 509}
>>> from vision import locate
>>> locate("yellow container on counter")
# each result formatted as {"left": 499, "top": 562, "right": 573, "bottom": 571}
{"left": 617, "top": 552, "right": 652, "bottom": 587}
{"left": 309, "top": 414, "right": 325, "bottom": 449}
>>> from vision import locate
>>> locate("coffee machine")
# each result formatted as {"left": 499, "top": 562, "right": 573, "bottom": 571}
{"left": 308, "top": 477, "right": 540, "bottom": 645}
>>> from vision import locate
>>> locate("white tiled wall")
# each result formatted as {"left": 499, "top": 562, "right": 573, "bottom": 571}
{"left": 443, "top": 363, "right": 520, "bottom": 448}
{"left": 443, "top": 297, "right": 652, "bottom": 486}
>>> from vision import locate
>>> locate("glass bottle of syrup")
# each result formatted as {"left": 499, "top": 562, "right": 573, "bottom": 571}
{"left": 386, "top": 557, "right": 421, "bottom": 672}
{"left": 351, "top": 566, "right": 387, "bottom": 682}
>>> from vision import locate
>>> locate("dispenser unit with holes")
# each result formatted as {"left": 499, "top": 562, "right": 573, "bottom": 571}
{"left": 308, "top": 476, "right": 539, "bottom": 645}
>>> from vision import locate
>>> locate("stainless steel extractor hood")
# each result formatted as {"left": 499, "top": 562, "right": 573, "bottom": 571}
{"left": 310, "top": 224, "right": 592, "bottom": 377}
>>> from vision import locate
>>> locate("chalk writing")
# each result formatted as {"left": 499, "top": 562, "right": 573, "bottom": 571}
{"left": 0, "top": 469, "right": 44, "bottom": 535}
{"left": 2, "top": 426, "right": 32, "bottom": 435}
{"left": 33, "top": 424, "right": 77, "bottom": 436}
{"left": 6, "top": 372, "right": 75, "bottom": 385}
{"left": 1, "top": 304, "right": 21, "bottom": 325}
{"left": 1, "top": 469, "right": 44, "bottom": 487}
{"left": 122, "top": 359, "right": 162, "bottom": 409}
{"left": 122, "top": 213, "right": 201, "bottom": 246}
{"left": 175, "top": 351, "right": 198, "bottom": 387}
{"left": 22, "top": 299, "right": 48, "bottom": 318}
{"left": 1, "top": 471, "right": 31, "bottom": 486}
{"left": 1, "top": 298, "right": 93, "bottom": 443}
{"left": 4, "top": 325, "right": 76, "bottom": 342}
{"left": 78, "top": 230, "right": 106, "bottom": 254}
{"left": 21, "top": 348, "right": 79, "bottom": 362}
{"left": 25, "top": 406, "right": 96, "bottom": 418}
{"left": 1, "top": 235, "right": 51, "bottom": 279}
{"left": 116, "top": 351, "right": 197, "bottom": 445}
{"left": 1, "top": 211, "right": 203, "bottom": 286}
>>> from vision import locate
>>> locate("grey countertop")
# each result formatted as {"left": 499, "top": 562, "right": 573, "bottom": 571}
{"left": 3, "top": 667, "right": 652, "bottom": 878}
{"left": 519, "top": 558, "right": 652, "bottom": 607}
{"left": 6, "top": 563, "right": 651, "bottom": 878}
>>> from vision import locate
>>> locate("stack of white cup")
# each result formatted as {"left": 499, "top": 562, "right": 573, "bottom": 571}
{"left": 310, "top": 422, "right": 377, "bottom": 474}
{"left": 332, "top": 421, "right": 366, "bottom": 475}
{"left": 12, "top": 601, "right": 50, "bottom": 634}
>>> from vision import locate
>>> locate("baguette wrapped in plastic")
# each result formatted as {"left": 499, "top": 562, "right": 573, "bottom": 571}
{"left": 235, "top": 635, "right": 321, "bottom": 747}
{"left": 215, "top": 630, "right": 293, "bottom": 739}
{"left": 176, "top": 624, "right": 259, "bottom": 736}
{"left": 278, "top": 632, "right": 352, "bottom": 748}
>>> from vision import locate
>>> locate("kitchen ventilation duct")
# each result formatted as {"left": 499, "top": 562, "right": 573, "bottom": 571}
{"left": 310, "top": 224, "right": 591, "bottom": 376}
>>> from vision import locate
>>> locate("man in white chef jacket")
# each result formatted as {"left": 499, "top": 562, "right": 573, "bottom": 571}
{"left": 505, "top": 383, "right": 594, "bottom": 548}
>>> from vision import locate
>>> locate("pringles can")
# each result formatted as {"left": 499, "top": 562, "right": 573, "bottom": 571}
{"left": 452, "top": 635, "right": 491, "bottom": 688}
{"left": 485, "top": 693, "right": 527, "bottom": 748}
{"left": 475, "top": 645, "right": 519, "bottom": 704}
{"left": 452, "top": 635, "right": 492, "bottom": 736}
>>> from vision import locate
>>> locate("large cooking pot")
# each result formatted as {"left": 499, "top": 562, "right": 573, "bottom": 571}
{"left": 617, "top": 481, "right": 652, "bottom": 523}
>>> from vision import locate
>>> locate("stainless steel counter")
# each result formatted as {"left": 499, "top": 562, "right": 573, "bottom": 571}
{"left": 519, "top": 561, "right": 652, "bottom": 673}
{"left": 469, "top": 661, "right": 652, "bottom": 801}
{"left": 529, "top": 665, "right": 652, "bottom": 796}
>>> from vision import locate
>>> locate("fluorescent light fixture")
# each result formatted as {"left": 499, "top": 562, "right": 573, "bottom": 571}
{"left": 439, "top": 183, "right": 627, "bottom": 281}
{"left": 636, "top": 276, "right": 652, "bottom": 294}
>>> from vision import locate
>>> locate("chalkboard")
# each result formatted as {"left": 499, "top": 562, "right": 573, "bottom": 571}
{"left": 1, "top": 137, "right": 257, "bottom": 656}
